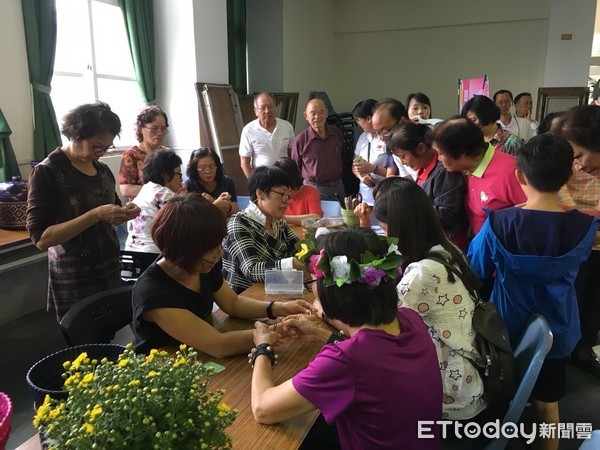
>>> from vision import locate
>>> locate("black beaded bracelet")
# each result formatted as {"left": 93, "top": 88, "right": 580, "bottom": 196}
{"left": 327, "top": 331, "right": 347, "bottom": 345}
{"left": 266, "top": 301, "right": 276, "bottom": 320}
{"left": 248, "top": 343, "right": 278, "bottom": 368}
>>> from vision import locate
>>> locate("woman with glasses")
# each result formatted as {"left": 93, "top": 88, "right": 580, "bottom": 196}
{"left": 132, "top": 194, "right": 314, "bottom": 355}
{"left": 124, "top": 150, "right": 184, "bottom": 269}
{"left": 27, "top": 102, "right": 141, "bottom": 321}
{"left": 119, "top": 106, "right": 170, "bottom": 200}
{"left": 222, "top": 166, "right": 304, "bottom": 293}
{"left": 185, "top": 147, "right": 238, "bottom": 217}
{"left": 273, "top": 156, "right": 323, "bottom": 225}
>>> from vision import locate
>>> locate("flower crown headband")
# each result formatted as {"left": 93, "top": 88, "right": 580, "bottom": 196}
{"left": 294, "top": 233, "right": 404, "bottom": 288}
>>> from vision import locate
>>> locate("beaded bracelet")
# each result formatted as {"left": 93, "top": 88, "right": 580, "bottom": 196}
{"left": 248, "top": 343, "right": 278, "bottom": 368}
{"left": 327, "top": 331, "right": 347, "bottom": 345}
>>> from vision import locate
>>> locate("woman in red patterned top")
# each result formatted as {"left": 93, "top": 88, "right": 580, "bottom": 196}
{"left": 119, "top": 106, "right": 170, "bottom": 200}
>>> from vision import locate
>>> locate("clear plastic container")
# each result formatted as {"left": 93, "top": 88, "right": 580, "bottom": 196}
{"left": 264, "top": 269, "right": 304, "bottom": 295}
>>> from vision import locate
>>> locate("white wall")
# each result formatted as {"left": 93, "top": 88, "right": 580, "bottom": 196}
{"left": 543, "top": 0, "right": 596, "bottom": 86}
{"left": 326, "top": 0, "right": 551, "bottom": 119}
{"left": 0, "top": 0, "right": 34, "bottom": 178}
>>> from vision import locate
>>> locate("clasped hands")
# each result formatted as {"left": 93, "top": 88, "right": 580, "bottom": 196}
{"left": 203, "top": 192, "right": 232, "bottom": 215}
{"left": 96, "top": 202, "right": 141, "bottom": 225}
{"left": 253, "top": 299, "right": 332, "bottom": 346}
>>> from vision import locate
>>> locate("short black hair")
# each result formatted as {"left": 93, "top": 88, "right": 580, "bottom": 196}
{"left": 315, "top": 227, "right": 399, "bottom": 327}
{"left": 461, "top": 95, "right": 501, "bottom": 126}
{"left": 405, "top": 92, "right": 432, "bottom": 115}
{"left": 352, "top": 99, "right": 378, "bottom": 119}
{"left": 557, "top": 105, "right": 600, "bottom": 153}
{"left": 273, "top": 157, "right": 303, "bottom": 189}
{"left": 386, "top": 121, "right": 431, "bottom": 156}
{"left": 142, "top": 149, "right": 182, "bottom": 185}
{"left": 186, "top": 148, "right": 224, "bottom": 188}
{"left": 61, "top": 102, "right": 121, "bottom": 141}
{"left": 247, "top": 166, "right": 292, "bottom": 202}
{"left": 374, "top": 98, "right": 407, "bottom": 121}
{"left": 514, "top": 92, "right": 532, "bottom": 104}
{"left": 516, "top": 133, "right": 574, "bottom": 193}
{"left": 432, "top": 116, "right": 487, "bottom": 159}
{"left": 537, "top": 112, "right": 564, "bottom": 135}
{"left": 492, "top": 89, "right": 513, "bottom": 102}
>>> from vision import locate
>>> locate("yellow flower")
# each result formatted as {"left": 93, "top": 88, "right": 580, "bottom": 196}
{"left": 173, "top": 357, "right": 186, "bottom": 368}
{"left": 150, "top": 349, "right": 159, "bottom": 355}
{"left": 62, "top": 360, "right": 71, "bottom": 369}
{"left": 82, "top": 373, "right": 94, "bottom": 384}
{"left": 129, "top": 379, "right": 141, "bottom": 387}
{"left": 81, "top": 422, "right": 94, "bottom": 435}
{"left": 48, "top": 408, "right": 61, "bottom": 419}
{"left": 179, "top": 344, "right": 187, "bottom": 352}
{"left": 33, "top": 395, "right": 52, "bottom": 426}
{"left": 90, "top": 405, "right": 102, "bottom": 419}
{"left": 295, "top": 243, "right": 309, "bottom": 259}
{"left": 145, "top": 354, "right": 154, "bottom": 363}
{"left": 218, "top": 403, "right": 230, "bottom": 413}
{"left": 118, "top": 358, "right": 130, "bottom": 368}
{"left": 147, "top": 371, "right": 158, "bottom": 378}
{"left": 70, "top": 352, "right": 88, "bottom": 370}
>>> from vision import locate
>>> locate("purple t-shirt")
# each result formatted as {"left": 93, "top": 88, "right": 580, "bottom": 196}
{"left": 292, "top": 308, "right": 442, "bottom": 449}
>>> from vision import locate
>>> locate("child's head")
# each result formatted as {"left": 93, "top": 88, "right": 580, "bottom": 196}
{"left": 386, "top": 121, "right": 434, "bottom": 171}
{"left": 314, "top": 228, "right": 400, "bottom": 328}
{"left": 372, "top": 177, "right": 446, "bottom": 262}
{"left": 516, "top": 133, "right": 574, "bottom": 193}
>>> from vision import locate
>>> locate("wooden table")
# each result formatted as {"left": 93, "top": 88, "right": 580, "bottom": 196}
{"left": 16, "top": 283, "right": 322, "bottom": 450}
{"left": 0, "top": 228, "right": 29, "bottom": 250}
{"left": 201, "top": 283, "right": 320, "bottom": 449}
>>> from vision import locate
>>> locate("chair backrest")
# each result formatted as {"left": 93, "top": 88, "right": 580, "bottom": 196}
{"left": 59, "top": 285, "right": 134, "bottom": 346}
{"left": 120, "top": 250, "right": 157, "bottom": 284}
{"left": 321, "top": 200, "right": 341, "bottom": 217}
{"left": 237, "top": 195, "right": 251, "bottom": 211}
{"left": 485, "top": 314, "right": 553, "bottom": 450}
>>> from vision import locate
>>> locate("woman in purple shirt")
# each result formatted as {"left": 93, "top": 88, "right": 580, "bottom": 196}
{"left": 249, "top": 227, "right": 442, "bottom": 449}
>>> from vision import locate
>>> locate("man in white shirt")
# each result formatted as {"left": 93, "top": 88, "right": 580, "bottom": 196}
{"left": 514, "top": 92, "right": 539, "bottom": 134}
{"left": 239, "top": 92, "right": 295, "bottom": 178}
{"left": 493, "top": 89, "right": 535, "bottom": 143}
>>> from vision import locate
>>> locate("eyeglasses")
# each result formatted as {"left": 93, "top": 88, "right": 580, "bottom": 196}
{"left": 197, "top": 164, "right": 217, "bottom": 172}
{"left": 144, "top": 126, "right": 169, "bottom": 134}
{"left": 92, "top": 144, "right": 116, "bottom": 153}
{"left": 269, "top": 189, "right": 291, "bottom": 202}
{"left": 304, "top": 278, "right": 317, "bottom": 293}
{"left": 256, "top": 104, "right": 275, "bottom": 112}
{"left": 173, "top": 171, "right": 183, "bottom": 179}
{"left": 201, "top": 246, "right": 224, "bottom": 265}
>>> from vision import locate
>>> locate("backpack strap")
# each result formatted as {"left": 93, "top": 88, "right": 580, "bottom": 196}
{"left": 424, "top": 252, "right": 482, "bottom": 305}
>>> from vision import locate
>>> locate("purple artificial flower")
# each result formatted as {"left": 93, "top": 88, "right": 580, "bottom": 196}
{"left": 359, "top": 266, "right": 386, "bottom": 287}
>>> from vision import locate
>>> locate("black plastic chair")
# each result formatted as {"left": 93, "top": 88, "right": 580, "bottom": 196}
{"left": 119, "top": 250, "right": 157, "bottom": 284}
{"left": 59, "top": 285, "right": 134, "bottom": 346}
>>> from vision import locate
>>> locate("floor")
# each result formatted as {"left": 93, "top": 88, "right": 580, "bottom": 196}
{"left": 1, "top": 309, "right": 599, "bottom": 450}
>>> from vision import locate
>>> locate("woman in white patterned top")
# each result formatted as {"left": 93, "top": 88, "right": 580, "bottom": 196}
{"left": 125, "top": 150, "right": 183, "bottom": 260}
{"left": 371, "top": 177, "right": 490, "bottom": 422}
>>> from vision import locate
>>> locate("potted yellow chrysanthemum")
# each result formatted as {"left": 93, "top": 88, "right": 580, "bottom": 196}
{"left": 32, "top": 345, "right": 237, "bottom": 449}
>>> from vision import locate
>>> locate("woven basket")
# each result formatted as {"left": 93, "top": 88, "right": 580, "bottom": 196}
{"left": 26, "top": 344, "right": 126, "bottom": 409}
{"left": 0, "top": 392, "right": 12, "bottom": 449}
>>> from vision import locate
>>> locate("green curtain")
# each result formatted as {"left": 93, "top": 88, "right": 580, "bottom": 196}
{"left": 0, "top": 108, "right": 21, "bottom": 181}
{"left": 21, "top": 0, "right": 61, "bottom": 162}
{"left": 227, "top": 0, "right": 247, "bottom": 94}
{"left": 119, "top": 0, "right": 156, "bottom": 105}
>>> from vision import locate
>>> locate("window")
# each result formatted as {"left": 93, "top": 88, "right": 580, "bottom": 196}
{"left": 52, "top": 0, "right": 145, "bottom": 147}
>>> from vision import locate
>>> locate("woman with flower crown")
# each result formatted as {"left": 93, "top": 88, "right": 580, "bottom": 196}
{"left": 359, "top": 176, "right": 494, "bottom": 426}
{"left": 249, "top": 227, "right": 442, "bottom": 449}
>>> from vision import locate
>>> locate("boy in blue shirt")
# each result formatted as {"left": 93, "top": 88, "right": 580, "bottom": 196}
{"left": 468, "top": 133, "right": 598, "bottom": 450}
